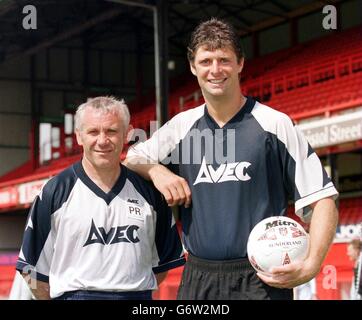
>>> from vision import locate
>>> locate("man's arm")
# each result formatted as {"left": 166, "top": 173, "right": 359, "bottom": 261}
{"left": 21, "top": 273, "right": 50, "bottom": 300}
{"left": 123, "top": 157, "right": 191, "bottom": 208}
{"left": 257, "top": 197, "right": 338, "bottom": 288}
{"left": 302, "top": 197, "right": 338, "bottom": 277}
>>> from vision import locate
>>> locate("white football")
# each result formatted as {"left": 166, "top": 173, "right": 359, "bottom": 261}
{"left": 247, "top": 216, "right": 309, "bottom": 274}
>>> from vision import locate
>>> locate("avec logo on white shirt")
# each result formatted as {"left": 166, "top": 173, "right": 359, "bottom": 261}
{"left": 83, "top": 219, "right": 140, "bottom": 246}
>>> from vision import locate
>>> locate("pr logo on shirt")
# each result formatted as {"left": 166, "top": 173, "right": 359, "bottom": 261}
{"left": 127, "top": 205, "right": 144, "bottom": 221}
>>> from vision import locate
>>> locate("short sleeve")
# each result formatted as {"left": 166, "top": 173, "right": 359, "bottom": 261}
{"left": 276, "top": 115, "right": 338, "bottom": 222}
{"left": 127, "top": 114, "right": 185, "bottom": 167}
{"left": 16, "top": 184, "right": 55, "bottom": 283}
{"left": 127, "top": 106, "right": 205, "bottom": 165}
{"left": 152, "top": 193, "right": 185, "bottom": 274}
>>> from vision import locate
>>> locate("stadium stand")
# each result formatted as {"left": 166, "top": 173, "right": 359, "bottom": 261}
{"left": 0, "top": 23, "right": 360, "bottom": 185}
{"left": 339, "top": 197, "right": 362, "bottom": 225}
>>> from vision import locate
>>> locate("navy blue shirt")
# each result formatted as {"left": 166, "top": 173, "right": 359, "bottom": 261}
{"left": 128, "top": 97, "right": 338, "bottom": 260}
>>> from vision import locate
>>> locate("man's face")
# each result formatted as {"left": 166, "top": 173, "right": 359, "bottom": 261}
{"left": 190, "top": 45, "right": 244, "bottom": 99}
{"left": 76, "top": 107, "right": 126, "bottom": 170}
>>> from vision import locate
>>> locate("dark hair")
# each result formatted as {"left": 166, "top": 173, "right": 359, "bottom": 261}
{"left": 187, "top": 17, "right": 244, "bottom": 62}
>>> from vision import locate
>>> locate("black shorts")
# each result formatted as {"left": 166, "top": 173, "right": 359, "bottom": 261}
{"left": 177, "top": 254, "right": 293, "bottom": 300}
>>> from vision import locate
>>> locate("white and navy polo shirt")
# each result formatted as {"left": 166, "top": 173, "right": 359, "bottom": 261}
{"left": 127, "top": 97, "right": 338, "bottom": 260}
{"left": 16, "top": 162, "right": 185, "bottom": 298}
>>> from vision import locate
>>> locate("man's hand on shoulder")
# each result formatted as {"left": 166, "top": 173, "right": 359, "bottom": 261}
{"left": 149, "top": 165, "right": 192, "bottom": 208}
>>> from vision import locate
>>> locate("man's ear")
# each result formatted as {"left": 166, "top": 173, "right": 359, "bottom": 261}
{"left": 125, "top": 124, "right": 134, "bottom": 144}
{"left": 75, "top": 129, "right": 83, "bottom": 146}
{"left": 190, "top": 62, "right": 197, "bottom": 76}
{"left": 238, "top": 57, "right": 244, "bottom": 74}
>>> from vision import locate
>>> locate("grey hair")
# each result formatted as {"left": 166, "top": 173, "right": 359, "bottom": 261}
{"left": 74, "top": 96, "right": 130, "bottom": 131}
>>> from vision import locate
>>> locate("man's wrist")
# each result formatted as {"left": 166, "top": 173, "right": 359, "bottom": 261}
{"left": 304, "top": 257, "right": 322, "bottom": 278}
{"left": 148, "top": 163, "right": 162, "bottom": 181}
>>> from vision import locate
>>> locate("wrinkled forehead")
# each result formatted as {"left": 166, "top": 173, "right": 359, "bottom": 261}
{"left": 197, "top": 39, "right": 234, "bottom": 51}
{"left": 81, "top": 107, "right": 122, "bottom": 125}
{"left": 194, "top": 44, "right": 238, "bottom": 59}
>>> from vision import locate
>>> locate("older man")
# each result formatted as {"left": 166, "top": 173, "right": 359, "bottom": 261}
{"left": 16, "top": 96, "right": 185, "bottom": 300}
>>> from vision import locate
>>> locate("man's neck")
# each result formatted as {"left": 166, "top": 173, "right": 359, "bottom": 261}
{"left": 204, "top": 92, "right": 246, "bottom": 128}
{"left": 81, "top": 158, "right": 121, "bottom": 193}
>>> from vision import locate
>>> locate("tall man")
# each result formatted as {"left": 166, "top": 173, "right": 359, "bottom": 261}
{"left": 16, "top": 96, "right": 185, "bottom": 300}
{"left": 125, "top": 18, "right": 339, "bottom": 299}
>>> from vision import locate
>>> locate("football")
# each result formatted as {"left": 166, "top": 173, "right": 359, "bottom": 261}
{"left": 247, "top": 216, "right": 309, "bottom": 274}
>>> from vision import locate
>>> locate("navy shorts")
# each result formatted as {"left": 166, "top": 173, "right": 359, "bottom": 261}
{"left": 177, "top": 254, "right": 293, "bottom": 300}
{"left": 53, "top": 290, "right": 152, "bottom": 300}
